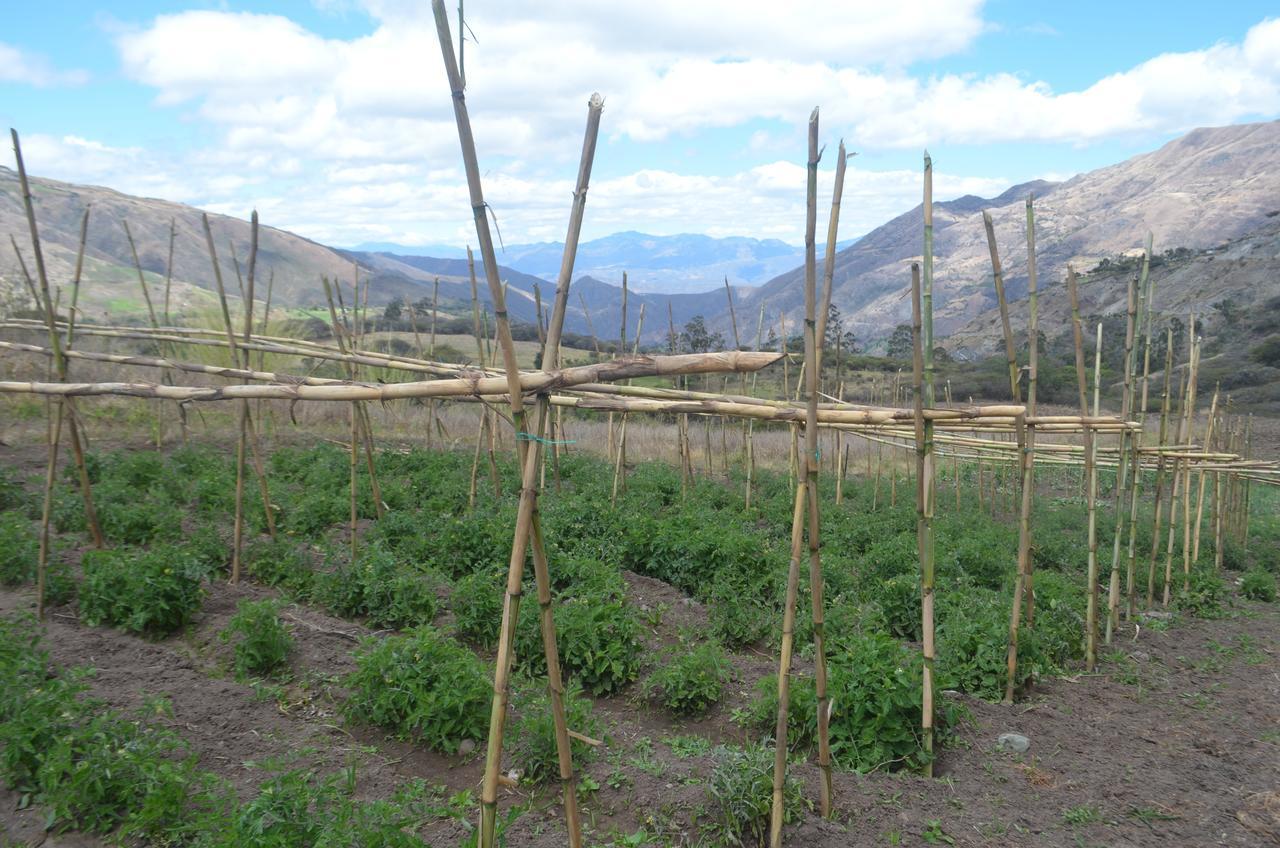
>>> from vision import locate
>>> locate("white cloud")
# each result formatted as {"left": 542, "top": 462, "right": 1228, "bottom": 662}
{"left": 16, "top": 6, "right": 1280, "bottom": 256}
{"left": 0, "top": 43, "right": 89, "bottom": 87}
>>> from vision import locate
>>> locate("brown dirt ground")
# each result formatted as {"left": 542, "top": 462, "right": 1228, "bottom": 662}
{"left": 0, "top": 441, "right": 1277, "bottom": 847}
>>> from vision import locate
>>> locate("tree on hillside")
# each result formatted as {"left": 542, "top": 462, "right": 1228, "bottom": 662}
{"left": 886, "top": 323, "right": 914, "bottom": 360}
{"left": 680, "top": 315, "right": 724, "bottom": 353}
{"left": 383, "top": 298, "right": 403, "bottom": 323}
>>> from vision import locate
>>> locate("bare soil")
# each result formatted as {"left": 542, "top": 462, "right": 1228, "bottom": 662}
{"left": 0, "top": 439, "right": 1277, "bottom": 847}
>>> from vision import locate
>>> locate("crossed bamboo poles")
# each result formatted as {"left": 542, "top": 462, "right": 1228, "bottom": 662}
{"left": 7, "top": 21, "right": 1275, "bottom": 845}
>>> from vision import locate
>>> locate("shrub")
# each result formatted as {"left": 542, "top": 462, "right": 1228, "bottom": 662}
{"left": 1220, "top": 539, "right": 1247, "bottom": 571}
{"left": 1241, "top": 567, "right": 1277, "bottom": 602}
{"left": 704, "top": 743, "right": 806, "bottom": 847}
{"left": 0, "top": 512, "right": 37, "bottom": 586}
{"left": 517, "top": 594, "right": 642, "bottom": 696}
{"left": 1174, "top": 569, "right": 1227, "bottom": 618}
{"left": 208, "top": 769, "right": 428, "bottom": 848}
{"left": 245, "top": 537, "right": 315, "bottom": 596}
{"left": 312, "top": 544, "right": 440, "bottom": 629}
{"left": 706, "top": 569, "right": 774, "bottom": 648}
{"left": 451, "top": 568, "right": 505, "bottom": 648}
{"left": 344, "top": 627, "right": 489, "bottom": 753}
{"left": 95, "top": 481, "right": 184, "bottom": 545}
{"left": 0, "top": 468, "right": 27, "bottom": 513}
{"left": 220, "top": 600, "right": 293, "bottom": 677}
{"left": 743, "top": 634, "right": 943, "bottom": 773}
{"left": 936, "top": 588, "right": 1023, "bottom": 700}
{"left": 80, "top": 546, "right": 205, "bottom": 636}
{"left": 874, "top": 573, "right": 921, "bottom": 640}
{"left": 643, "top": 639, "right": 731, "bottom": 716}
{"left": 509, "top": 681, "right": 601, "bottom": 784}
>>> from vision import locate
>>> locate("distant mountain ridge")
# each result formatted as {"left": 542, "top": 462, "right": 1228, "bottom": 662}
{"left": 353, "top": 231, "right": 857, "bottom": 294}
{"left": 4, "top": 120, "right": 1279, "bottom": 349}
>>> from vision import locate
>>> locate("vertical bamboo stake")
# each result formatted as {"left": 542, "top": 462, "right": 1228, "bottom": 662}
{"left": 911, "top": 256, "right": 937, "bottom": 776}
{"left": 1067, "top": 267, "right": 1099, "bottom": 668}
{"left": 1087, "top": 323, "right": 1103, "bottom": 668}
{"left": 579, "top": 292, "right": 602, "bottom": 358}
{"left": 1180, "top": 334, "right": 1201, "bottom": 591}
{"left": 12, "top": 132, "right": 102, "bottom": 613}
{"left": 769, "top": 485, "right": 808, "bottom": 848}
{"left": 1162, "top": 365, "right": 1189, "bottom": 607}
{"left": 1191, "top": 384, "right": 1219, "bottom": 564}
{"left": 1003, "top": 194, "right": 1038, "bottom": 703}
{"left": 163, "top": 217, "right": 176, "bottom": 325}
{"left": 32, "top": 204, "right": 104, "bottom": 549}
{"left": 805, "top": 124, "right": 835, "bottom": 817}
{"left": 1147, "top": 327, "right": 1174, "bottom": 605}
{"left": 61, "top": 209, "right": 100, "bottom": 543}
{"left": 1104, "top": 273, "right": 1139, "bottom": 642}
{"left": 982, "top": 210, "right": 1021, "bottom": 402}
{"left": 1124, "top": 237, "right": 1156, "bottom": 617}
{"left": 746, "top": 303, "right": 765, "bottom": 509}
{"left": 433, "top": 12, "right": 594, "bottom": 842}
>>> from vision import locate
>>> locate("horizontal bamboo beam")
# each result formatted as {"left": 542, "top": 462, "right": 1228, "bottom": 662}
{"left": 0, "top": 351, "right": 782, "bottom": 402}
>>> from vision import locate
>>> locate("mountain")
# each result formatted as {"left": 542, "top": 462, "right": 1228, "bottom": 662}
{"left": 497, "top": 231, "right": 812, "bottom": 294}
{"left": 350, "top": 241, "right": 469, "bottom": 259}
{"left": 716, "top": 120, "right": 1280, "bottom": 350}
{"left": 947, "top": 211, "right": 1280, "bottom": 411}
{"left": 6, "top": 120, "right": 1279, "bottom": 351}
{"left": 348, "top": 231, "right": 858, "bottom": 294}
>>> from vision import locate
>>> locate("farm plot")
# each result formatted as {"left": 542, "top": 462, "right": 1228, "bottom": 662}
{"left": 0, "top": 440, "right": 1277, "bottom": 846}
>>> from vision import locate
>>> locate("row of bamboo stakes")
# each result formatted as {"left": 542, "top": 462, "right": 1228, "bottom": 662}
{"left": 5, "top": 17, "right": 1275, "bottom": 842}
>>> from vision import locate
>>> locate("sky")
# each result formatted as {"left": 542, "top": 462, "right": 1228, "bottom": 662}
{"left": 3, "top": 1, "right": 1280, "bottom": 251}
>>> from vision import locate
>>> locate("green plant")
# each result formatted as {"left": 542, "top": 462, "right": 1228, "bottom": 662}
{"left": 703, "top": 742, "right": 806, "bottom": 847}
{"left": 0, "top": 512, "right": 37, "bottom": 586}
{"left": 313, "top": 543, "right": 441, "bottom": 629}
{"left": 921, "top": 819, "right": 954, "bottom": 844}
{"left": 451, "top": 568, "right": 505, "bottom": 648}
{"left": 220, "top": 600, "right": 293, "bottom": 677}
{"left": 1062, "top": 804, "right": 1102, "bottom": 826}
{"left": 344, "top": 627, "right": 489, "bottom": 753}
{"left": 874, "top": 573, "right": 921, "bottom": 640}
{"left": 1241, "top": 567, "right": 1276, "bottom": 602}
{"left": 80, "top": 546, "right": 205, "bottom": 636}
{"left": 742, "top": 634, "right": 945, "bottom": 773}
{"left": 1174, "top": 569, "right": 1227, "bottom": 618}
{"left": 508, "top": 680, "right": 601, "bottom": 784}
{"left": 245, "top": 537, "right": 315, "bottom": 596}
{"left": 644, "top": 639, "right": 731, "bottom": 716}
{"left": 516, "top": 593, "right": 642, "bottom": 696}
{"left": 95, "top": 480, "right": 185, "bottom": 545}
{"left": 0, "top": 469, "right": 28, "bottom": 514}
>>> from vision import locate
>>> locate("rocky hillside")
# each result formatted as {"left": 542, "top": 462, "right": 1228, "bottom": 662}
{"left": 948, "top": 212, "right": 1280, "bottom": 410}
{"left": 723, "top": 120, "right": 1280, "bottom": 347}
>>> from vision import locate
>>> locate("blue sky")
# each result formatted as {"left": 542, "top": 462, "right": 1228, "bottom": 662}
{"left": 4, "top": 1, "right": 1279, "bottom": 249}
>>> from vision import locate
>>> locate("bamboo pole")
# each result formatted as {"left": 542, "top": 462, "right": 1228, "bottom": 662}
{"left": 1181, "top": 334, "right": 1201, "bottom": 591}
{"left": 911, "top": 256, "right": 936, "bottom": 776}
{"left": 431, "top": 10, "right": 589, "bottom": 843}
{"left": 1087, "top": 323, "right": 1103, "bottom": 668}
{"left": 1191, "top": 384, "right": 1219, "bottom": 564}
{"left": 982, "top": 210, "right": 1021, "bottom": 402}
{"left": 1162, "top": 365, "right": 1189, "bottom": 607}
{"left": 806, "top": 121, "right": 834, "bottom": 815}
{"left": 1124, "top": 236, "right": 1156, "bottom": 617}
{"left": 1003, "top": 193, "right": 1038, "bottom": 703}
{"left": 768, "top": 485, "right": 808, "bottom": 848}
{"left": 12, "top": 131, "right": 99, "bottom": 614}
{"left": 1147, "top": 328, "right": 1174, "bottom": 606}
{"left": 1104, "top": 272, "right": 1139, "bottom": 642}
{"left": 746, "top": 303, "right": 765, "bottom": 508}
{"left": 1066, "top": 268, "right": 1098, "bottom": 668}
{"left": 162, "top": 217, "right": 176, "bottom": 324}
